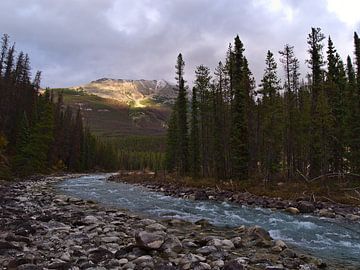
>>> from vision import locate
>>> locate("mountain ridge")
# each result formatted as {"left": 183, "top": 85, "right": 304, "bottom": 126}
{"left": 71, "top": 78, "right": 177, "bottom": 107}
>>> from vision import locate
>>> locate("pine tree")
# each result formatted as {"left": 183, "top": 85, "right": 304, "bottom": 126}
{"left": 259, "top": 50, "right": 282, "bottom": 180}
{"left": 230, "top": 35, "right": 249, "bottom": 180}
{"left": 189, "top": 86, "right": 200, "bottom": 177}
{"left": 213, "top": 62, "right": 227, "bottom": 179}
{"left": 279, "top": 44, "right": 300, "bottom": 179}
{"left": 4, "top": 44, "right": 15, "bottom": 81}
{"left": 307, "top": 27, "right": 326, "bottom": 177}
{"left": 195, "top": 65, "right": 212, "bottom": 177}
{"left": 175, "top": 54, "right": 189, "bottom": 175}
{"left": 349, "top": 32, "right": 360, "bottom": 172}
{"left": 0, "top": 34, "right": 9, "bottom": 77}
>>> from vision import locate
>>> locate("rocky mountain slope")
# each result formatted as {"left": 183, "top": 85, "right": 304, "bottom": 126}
{"left": 71, "top": 78, "right": 177, "bottom": 107}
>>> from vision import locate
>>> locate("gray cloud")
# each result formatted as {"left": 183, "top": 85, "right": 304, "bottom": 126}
{"left": 0, "top": 0, "right": 359, "bottom": 87}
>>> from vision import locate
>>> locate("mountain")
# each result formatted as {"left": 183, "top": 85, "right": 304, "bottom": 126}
{"left": 71, "top": 78, "right": 177, "bottom": 107}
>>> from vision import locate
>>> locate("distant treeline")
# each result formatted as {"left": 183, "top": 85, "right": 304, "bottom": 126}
{"left": 0, "top": 34, "right": 119, "bottom": 178}
{"left": 166, "top": 28, "right": 360, "bottom": 182}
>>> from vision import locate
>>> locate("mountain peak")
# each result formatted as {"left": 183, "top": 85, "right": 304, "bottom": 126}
{"left": 72, "top": 78, "right": 176, "bottom": 106}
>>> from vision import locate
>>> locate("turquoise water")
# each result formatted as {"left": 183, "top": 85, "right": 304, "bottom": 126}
{"left": 57, "top": 174, "right": 360, "bottom": 267}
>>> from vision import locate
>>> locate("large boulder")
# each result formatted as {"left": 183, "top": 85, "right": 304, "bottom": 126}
{"left": 135, "top": 231, "right": 165, "bottom": 250}
{"left": 248, "top": 226, "right": 272, "bottom": 241}
{"left": 285, "top": 207, "right": 300, "bottom": 215}
{"left": 194, "top": 190, "right": 208, "bottom": 200}
{"left": 297, "top": 201, "right": 315, "bottom": 213}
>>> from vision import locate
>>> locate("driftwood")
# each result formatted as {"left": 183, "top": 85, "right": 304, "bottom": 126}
{"left": 340, "top": 187, "right": 360, "bottom": 191}
{"left": 345, "top": 193, "right": 360, "bottom": 202}
{"left": 296, "top": 170, "right": 360, "bottom": 184}
{"left": 320, "top": 196, "right": 337, "bottom": 204}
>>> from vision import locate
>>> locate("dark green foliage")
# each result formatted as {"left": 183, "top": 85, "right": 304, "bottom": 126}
{"left": 258, "top": 50, "right": 283, "bottom": 180}
{"left": 195, "top": 65, "right": 212, "bottom": 177}
{"left": 165, "top": 28, "right": 360, "bottom": 182}
{"left": 229, "top": 36, "right": 250, "bottom": 180}
{"left": 190, "top": 86, "right": 200, "bottom": 177}
{"left": 165, "top": 53, "right": 189, "bottom": 175}
{"left": 307, "top": 27, "right": 326, "bottom": 177}
{"left": 0, "top": 34, "right": 122, "bottom": 177}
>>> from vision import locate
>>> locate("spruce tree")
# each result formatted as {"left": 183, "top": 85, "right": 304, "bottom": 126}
{"left": 279, "top": 44, "right": 300, "bottom": 179}
{"left": 213, "top": 62, "right": 227, "bottom": 179}
{"left": 0, "top": 34, "right": 9, "bottom": 77}
{"left": 307, "top": 27, "right": 326, "bottom": 177}
{"left": 259, "top": 50, "right": 282, "bottom": 180}
{"left": 230, "top": 35, "right": 249, "bottom": 180}
{"left": 194, "top": 65, "right": 212, "bottom": 177}
{"left": 189, "top": 86, "right": 200, "bottom": 177}
{"left": 175, "top": 53, "right": 189, "bottom": 175}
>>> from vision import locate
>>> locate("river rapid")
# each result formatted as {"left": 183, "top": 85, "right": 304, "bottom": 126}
{"left": 57, "top": 174, "right": 360, "bottom": 267}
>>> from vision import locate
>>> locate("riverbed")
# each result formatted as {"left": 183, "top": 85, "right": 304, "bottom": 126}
{"left": 57, "top": 174, "right": 360, "bottom": 267}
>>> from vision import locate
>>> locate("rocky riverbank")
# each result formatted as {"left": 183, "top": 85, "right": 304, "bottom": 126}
{"left": 108, "top": 173, "right": 360, "bottom": 224}
{"left": 0, "top": 175, "right": 350, "bottom": 270}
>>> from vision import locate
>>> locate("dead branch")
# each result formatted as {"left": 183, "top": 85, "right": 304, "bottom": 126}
{"left": 345, "top": 193, "right": 360, "bottom": 202}
{"left": 321, "top": 196, "right": 337, "bottom": 204}
{"left": 340, "top": 187, "right": 360, "bottom": 191}
{"left": 296, "top": 171, "right": 360, "bottom": 184}
{"left": 296, "top": 169, "right": 310, "bottom": 184}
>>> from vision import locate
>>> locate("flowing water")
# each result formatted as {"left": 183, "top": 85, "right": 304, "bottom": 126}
{"left": 57, "top": 174, "right": 360, "bottom": 267}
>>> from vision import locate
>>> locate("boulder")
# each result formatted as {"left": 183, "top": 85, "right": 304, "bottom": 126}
{"left": 83, "top": 215, "right": 99, "bottom": 224}
{"left": 194, "top": 190, "right": 208, "bottom": 200}
{"left": 248, "top": 225, "right": 272, "bottom": 241}
{"left": 318, "top": 209, "right": 335, "bottom": 218}
{"left": 88, "top": 247, "right": 114, "bottom": 263}
{"left": 190, "top": 262, "right": 211, "bottom": 270}
{"left": 345, "top": 214, "right": 360, "bottom": 221}
{"left": 17, "top": 264, "right": 42, "bottom": 270}
{"left": 223, "top": 258, "right": 246, "bottom": 270}
{"left": 161, "top": 235, "right": 182, "bottom": 253}
{"left": 196, "top": 245, "right": 217, "bottom": 255}
{"left": 297, "top": 201, "right": 315, "bottom": 213}
{"left": 135, "top": 231, "right": 165, "bottom": 250}
{"left": 285, "top": 207, "right": 300, "bottom": 215}
{"left": 231, "top": 237, "right": 243, "bottom": 248}
{"left": 145, "top": 223, "right": 167, "bottom": 232}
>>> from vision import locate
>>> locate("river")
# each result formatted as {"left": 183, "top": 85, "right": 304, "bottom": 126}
{"left": 56, "top": 174, "right": 360, "bottom": 267}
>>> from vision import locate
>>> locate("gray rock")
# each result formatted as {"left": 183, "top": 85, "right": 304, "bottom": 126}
{"left": 101, "top": 236, "right": 120, "bottom": 243}
{"left": 318, "top": 209, "right": 335, "bottom": 218}
{"left": 135, "top": 231, "right": 165, "bottom": 250}
{"left": 190, "top": 261, "right": 211, "bottom": 270}
{"left": 285, "top": 207, "right": 300, "bottom": 215}
{"left": 231, "top": 236, "right": 243, "bottom": 248}
{"left": 196, "top": 245, "right": 217, "bottom": 255}
{"left": 161, "top": 235, "right": 183, "bottom": 252}
{"left": 211, "top": 259, "right": 225, "bottom": 268}
{"left": 223, "top": 258, "right": 246, "bottom": 270}
{"left": 345, "top": 214, "right": 360, "bottom": 221}
{"left": 83, "top": 215, "right": 99, "bottom": 224}
{"left": 118, "top": 258, "right": 129, "bottom": 265}
{"left": 145, "top": 223, "right": 167, "bottom": 231}
{"left": 207, "top": 238, "right": 235, "bottom": 249}
{"left": 88, "top": 247, "right": 114, "bottom": 263}
{"left": 297, "top": 201, "right": 315, "bottom": 213}
{"left": 17, "top": 264, "right": 42, "bottom": 270}
{"left": 265, "top": 266, "right": 285, "bottom": 270}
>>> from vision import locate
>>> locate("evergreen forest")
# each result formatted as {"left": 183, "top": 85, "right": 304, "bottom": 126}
{"left": 166, "top": 28, "right": 360, "bottom": 183}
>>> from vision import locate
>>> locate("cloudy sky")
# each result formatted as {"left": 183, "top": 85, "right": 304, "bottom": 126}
{"left": 0, "top": 0, "right": 359, "bottom": 87}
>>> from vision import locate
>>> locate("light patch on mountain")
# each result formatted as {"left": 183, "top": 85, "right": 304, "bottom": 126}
{"left": 71, "top": 78, "right": 177, "bottom": 107}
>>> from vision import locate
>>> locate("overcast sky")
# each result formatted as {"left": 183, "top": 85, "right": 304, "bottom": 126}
{"left": 0, "top": 0, "right": 359, "bottom": 88}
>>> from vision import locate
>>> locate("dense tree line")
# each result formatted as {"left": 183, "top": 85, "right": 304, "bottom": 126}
{"left": 0, "top": 34, "right": 118, "bottom": 178}
{"left": 166, "top": 28, "right": 360, "bottom": 182}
